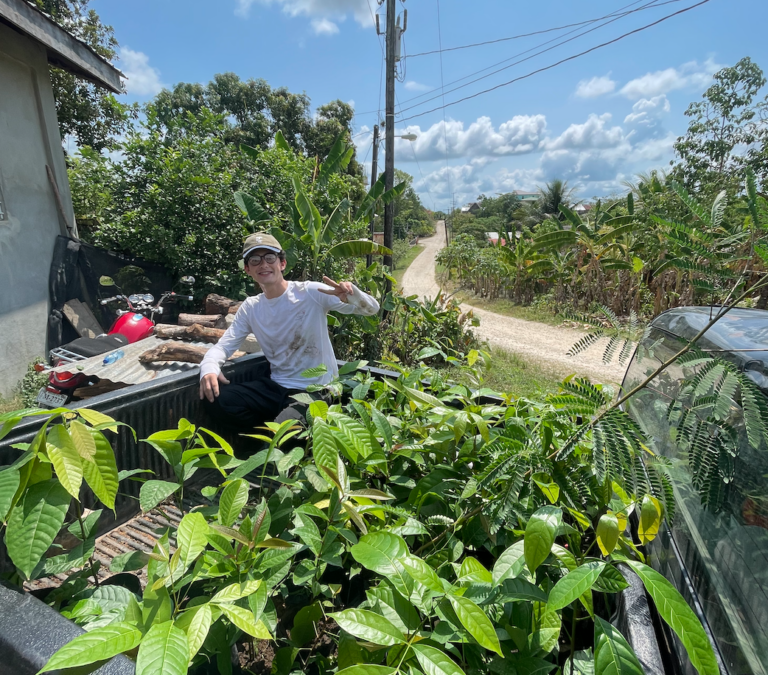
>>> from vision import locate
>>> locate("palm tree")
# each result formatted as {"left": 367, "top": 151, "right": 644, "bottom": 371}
{"left": 536, "top": 179, "right": 578, "bottom": 221}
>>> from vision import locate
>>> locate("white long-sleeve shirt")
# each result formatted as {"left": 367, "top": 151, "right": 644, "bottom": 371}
{"left": 199, "top": 280, "right": 380, "bottom": 389}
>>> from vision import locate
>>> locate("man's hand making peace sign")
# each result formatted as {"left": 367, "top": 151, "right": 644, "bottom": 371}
{"left": 318, "top": 276, "right": 355, "bottom": 303}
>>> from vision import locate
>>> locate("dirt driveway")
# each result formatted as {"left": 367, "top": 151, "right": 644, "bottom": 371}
{"left": 401, "top": 224, "right": 627, "bottom": 384}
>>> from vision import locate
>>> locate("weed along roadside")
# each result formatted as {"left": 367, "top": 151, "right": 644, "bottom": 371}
{"left": 5, "top": 301, "right": 768, "bottom": 675}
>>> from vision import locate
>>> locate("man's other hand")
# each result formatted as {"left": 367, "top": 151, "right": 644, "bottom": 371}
{"left": 319, "top": 276, "right": 354, "bottom": 303}
{"left": 200, "top": 371, "right": 230, "bottom": 402}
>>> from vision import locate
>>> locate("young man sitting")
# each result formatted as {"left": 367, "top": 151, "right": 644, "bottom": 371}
{"left": 199, "top": 232, "right": 380, "bottom": 431}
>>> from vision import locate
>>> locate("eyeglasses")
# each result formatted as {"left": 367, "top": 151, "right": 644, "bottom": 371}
{"left": 246, "top": 253, "right": 279, "bottom": 266}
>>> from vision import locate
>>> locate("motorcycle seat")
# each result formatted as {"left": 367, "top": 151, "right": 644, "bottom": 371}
{"left": 62, "top": 333, "right": 130, "bottom": 357}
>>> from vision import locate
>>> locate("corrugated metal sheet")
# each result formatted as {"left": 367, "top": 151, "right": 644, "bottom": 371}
{"left": 49, "top": 336, "right": 215, "bottom": 385}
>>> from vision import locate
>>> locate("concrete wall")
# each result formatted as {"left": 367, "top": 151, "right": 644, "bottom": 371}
{"left": 0, "top": 21, "right": 75, "bottom": 396}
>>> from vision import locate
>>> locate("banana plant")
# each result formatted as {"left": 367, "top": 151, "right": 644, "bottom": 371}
{"left": 235, "top": 133, "right": 402, "bottom": 279}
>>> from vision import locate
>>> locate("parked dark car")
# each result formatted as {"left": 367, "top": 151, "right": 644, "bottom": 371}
{"left": 622, "top": 307, "right": 768, "bottom": 675}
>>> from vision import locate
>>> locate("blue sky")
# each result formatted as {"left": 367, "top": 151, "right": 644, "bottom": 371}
{"left": 96, "top": 0, "right": 768, "bottom": 211}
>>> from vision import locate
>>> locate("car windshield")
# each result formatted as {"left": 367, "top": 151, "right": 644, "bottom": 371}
{"left": 623, "top": 307, "right": 768, "bottom": 675}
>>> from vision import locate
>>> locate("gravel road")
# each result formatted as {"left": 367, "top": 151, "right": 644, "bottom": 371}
{"left": 401, "top": 223, "right": 627, "bottom": 384}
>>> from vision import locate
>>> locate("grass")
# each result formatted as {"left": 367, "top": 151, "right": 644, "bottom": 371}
{"left": 392, "top": 244, "right": 425, "bottom": 287}
{"left": 442, "top": 286, "right": 565, "bottom": 327}
{"left": 0, "top": 394, "right": 24, "bottom": 415}
{"left": 445, "top": 347, "right": 564, "bottom": 399}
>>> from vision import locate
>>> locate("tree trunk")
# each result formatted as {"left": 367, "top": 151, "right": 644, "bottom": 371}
{"left": 139, "top": 343, "right": 210, "bottom": 364}
{"left": 205, "top": 294, "right": 237, "bottom": 315}
{"left": 155, "top": 324, "right": 225, "bottom": 343}
{"left": 178, "top": 314, "right": 227, "bottom": 329}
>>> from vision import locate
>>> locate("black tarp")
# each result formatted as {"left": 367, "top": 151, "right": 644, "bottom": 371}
{"left": 47, "top": 236, "right": 176, "bottom": 355}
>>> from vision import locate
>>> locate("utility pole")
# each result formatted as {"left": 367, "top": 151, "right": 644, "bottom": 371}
{"left": 382, "top": 0, "right": 397, "bottom": 276}
{"left": 367, "top": 123, "right": 379, "bottom": 268}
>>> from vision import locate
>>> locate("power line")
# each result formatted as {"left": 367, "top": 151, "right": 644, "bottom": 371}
{"left": 396, "top": 0, "right": 666, "bottom": 116}
{"left": 398, "top": 0, "right": 710, "bottom": 123}
{"left": 354, "top": 0, "right": 663, "bottom": 116}
{"left": 405, "top": 0, "right": 684, "bottom": 59}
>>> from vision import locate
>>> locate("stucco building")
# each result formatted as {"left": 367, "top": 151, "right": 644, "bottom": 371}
{"left": 0, "top": 0, "right": 121, "bottom": 395}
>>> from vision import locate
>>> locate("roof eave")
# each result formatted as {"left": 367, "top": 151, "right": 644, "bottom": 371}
{"left": 0, "top": 0, "right": 123, "bottom": 93}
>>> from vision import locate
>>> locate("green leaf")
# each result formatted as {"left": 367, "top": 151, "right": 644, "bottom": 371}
{"left": 39, "top": 622, "right": 142, "bottom": 672}
{"left": 82, "top": 430, "right": 119, "bottom": 511}
{"left": 351, "top": 531, "right": 407, "bottom": 576}
{"left": 46, "top": 425, "right": 83, "bottom": 499}
{"left": 327, "top": 239, "right": 392, "bottom": 259}
{"left": 135, "top": 621, "right": 189, "bottom": 675}
{"left": 330, "top": 609, "right": 405, "bottom": 646}
{"left": 524, "top": 506, "right": 562, "bottom": 573}
{"left": 336, "top": 667, "right": 396, "bottom": 675}
{"left": 77, "top": 408, "right": 119, "bottom": 432}
{"left": 218, "top": 604, "right": 272, "bottom": 639}
{"left": 401, "top": 555, "right": 445, "bottom": 593}
{"left": 175, "top": 603, "right": 212, "bottom": 663}
{"left": 413, "top": 643, "right": 466, "bottom": 675}
{"left": 638, "top": 495, "right": 662, "bottom": 545}
{"left": 497, "top": 577, "right": 548, "bottom": 603}
{"left": 234, "top": 191, "right": 272, "bottom": 224}
{"left": 532, "top": 472, "right": 560, "bottom": 504}
{"left": 176, "top": 512, "right": 209, "bottom": 570}
{"left": 69, "top": 419, "right": 97, "bottom": 460}
{"left": 597, "top": 514, "right": 619, "bottom": 556}
{"left": 140, "top": 480, "right": 179, "bottom": 512}
{"left": 594, "top": 616, "right": 644, "bottom": 675}
{"left": 6, "top": 479, "right": 70, "bottom": 579}
{"left": 493, "top": 540, "right": 525, "bottom": 585}
{"left": 274, "top": 130, "right": 291, "bottom": 152}
{"left": 548, "top": 562, "right": 605, "bottom": 611}
{"left": 447, "top": 594, "right": 503, "bottom": 655}
{"left": 110, "top": 550, "right": 150, "bottom": 573}
{"left": 528, "top": 602, "right": 561, "bottom": 655}
{"left": 593, "top": 565, "right": 629, "bottom": 594}
{"left": 0, "top": 469, "right": 20, "bottom": 522}
{"left": 218, "top": 478, "right": 249, "bottom": 527}
{"left": 626, "top": 562, "right": 718, "bottom": 675}
{"left": 211, "top": 580, "right": 263, "bottom": 603}
{"left": 301, "top": 364, "right": 328, "bottom": 379}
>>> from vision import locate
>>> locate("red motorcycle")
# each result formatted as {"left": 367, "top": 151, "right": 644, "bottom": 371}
{"left": 37, "top": 276, "right": 195, "bottom": 407}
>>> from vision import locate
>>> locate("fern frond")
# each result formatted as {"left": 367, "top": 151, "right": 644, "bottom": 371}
{"left": 487, "top": 468, "right": 523, "bottom": 534}
{"left": 567, "top": 331, "right": 603, "bottom": 357}
{"left": 711, "top": 190, "right": 727, "bottom": 229}
{"left": 740, "top": 375, "right": 768, "bottom": 450}
{"left": 670, "top": 180, "right": 712, "bottom": 226}
{"left": 476, "top": 439, "right": 523, "bottom": 488}
{"left": 560, "top": 379, "right": 610, "bottom": 408}
{"left": 602, "top": 335, "right": 622, "bottom": 364}
{"left": 555, "top": 422, "right": 592, "bottom": 461}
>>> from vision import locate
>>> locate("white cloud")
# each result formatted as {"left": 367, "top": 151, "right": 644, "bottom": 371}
{"left": 119, "top": 47, "right": 164, "bottom": 96}
{"left": 624, "top": 95, "right": 671, "bottom": 141}
{"left": 574, "top": 75, "right": 616, "bottom": 99}
{"left": 396, "top": 115, "right": 548, "bottom": 162}
{"left": 235, "top": 0, "right": 374, "bottom": 26}
{"left": 311, "top": 17, "right": 339, "bottom": 33}
{"left": 404, "top": 81, "right": 431, "bottom": 92}
{"left": 542, "top": 113, "right": 625, "bottom": 151}
{"left": 620, "top": 58, "right": 722, "bottom": 100}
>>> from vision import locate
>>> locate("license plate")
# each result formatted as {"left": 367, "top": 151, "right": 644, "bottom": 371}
{"left": 37, "top": 388, "right": 68, "bottom": 408}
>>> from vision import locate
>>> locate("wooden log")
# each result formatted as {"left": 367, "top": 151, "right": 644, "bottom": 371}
{"left": 154, "top": 323, "right": 225, "bottom": 343}
{"left": 139, "top": 343, "right": 209, "bottom": 364}
{"left": 227, "top": 302, "right": 243, "bottom": 315}
{"left": 178, "top": 313, "right": 227, "bottom": 329}
{"left": 205, "top": 293, "right": 236, "bottom": 315}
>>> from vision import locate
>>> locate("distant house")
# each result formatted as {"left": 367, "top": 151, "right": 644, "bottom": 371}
{"left": 574, "top": 203, "right": 593, "bottom": 216}
{"left": 486, "top": 232, "right": 519, "bottom": 246}
{"left": 512, "top": 190, "right": 540, "bottom": 203}
{"left": 460, "top": 202, "right": 481, "bottom": 214}
{"left": 0, "top": 0, "right": 122, "bottom": 394}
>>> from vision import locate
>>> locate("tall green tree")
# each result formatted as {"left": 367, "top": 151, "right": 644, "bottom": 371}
{"left": 36, "top": 0, "right": 135, "bottom": 151}
{"left": 674, "top": 57, "right": 768, "bottom": 191}
{"left": 152, "top": 74, "right": 359, "bottom": 173}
